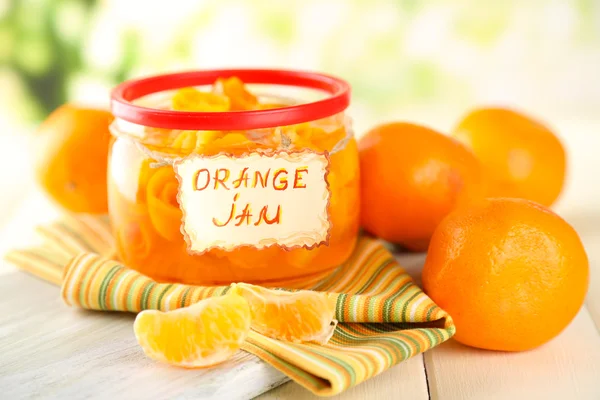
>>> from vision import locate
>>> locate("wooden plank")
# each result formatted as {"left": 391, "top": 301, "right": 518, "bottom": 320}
{"left": 0, "top": 272, "right": 288, "bottom": 400}
{"left": 425, "top": 306, "right": 600, "bottom": 400}
{"left": 559, "top": 211, "right": 600, "bottom": 333}
{"left": 551, "top": 118, "right": 600, "bottom": 332}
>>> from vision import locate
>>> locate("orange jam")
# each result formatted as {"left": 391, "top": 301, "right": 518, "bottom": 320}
{"left": 109, "top": 70, "right": 359, "bottom": 285}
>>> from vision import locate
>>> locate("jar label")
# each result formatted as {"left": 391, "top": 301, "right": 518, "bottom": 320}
{"left": 173, "top": 150, "right": 331, "bottom": 254}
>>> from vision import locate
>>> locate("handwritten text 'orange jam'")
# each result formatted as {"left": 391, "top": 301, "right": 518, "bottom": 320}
{"left": 191, "top": 166, "right": 310, "bottom": 227}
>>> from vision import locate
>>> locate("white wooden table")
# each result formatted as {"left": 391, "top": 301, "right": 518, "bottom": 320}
{"left": 1, "top": 116, "right": 599, "bottom": 399}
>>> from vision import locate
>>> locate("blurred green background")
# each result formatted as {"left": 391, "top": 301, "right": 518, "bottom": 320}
{"left": 2, "top": 0, "right": 600, "bottom": 133}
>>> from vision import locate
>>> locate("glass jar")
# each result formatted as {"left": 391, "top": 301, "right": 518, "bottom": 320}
{"left": 109, "top": 69, "right": 359, "bottom": 285}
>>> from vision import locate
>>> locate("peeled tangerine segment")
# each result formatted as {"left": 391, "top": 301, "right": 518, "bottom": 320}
{"left": 133, "top": 294, "right": 251, "bottom": 368}
{"left": 231, "top": 283, "right": 337, "bottom": 345}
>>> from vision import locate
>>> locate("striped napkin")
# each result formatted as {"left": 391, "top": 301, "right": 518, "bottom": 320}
{"left": 5, "top": 214, "right": 455, "bottom": 397}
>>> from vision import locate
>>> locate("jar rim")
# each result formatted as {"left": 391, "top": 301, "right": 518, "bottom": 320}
{"left": 110, "top": 69, "right": 351, "bottom": 130}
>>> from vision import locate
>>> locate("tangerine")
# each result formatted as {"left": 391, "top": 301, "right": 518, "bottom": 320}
{"left": 35, "top": 105, "right": 112, "bottom": 214}
{"left": 358, "top": 122, "right": 485, "bottom": 251}
{"left": 452, "top": 107, "right": 566, "bottom": 207}
{"left": 422, "top": 197, "right": 589, "bottom": 351}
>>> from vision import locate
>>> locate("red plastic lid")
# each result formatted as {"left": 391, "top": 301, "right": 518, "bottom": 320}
{"left": 110, "top": 69, "right": 351, "bottom": 130}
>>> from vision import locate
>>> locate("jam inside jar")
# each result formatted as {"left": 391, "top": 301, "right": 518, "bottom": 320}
{"left": 109, "top": 70, "right": 359, "bottom": 285}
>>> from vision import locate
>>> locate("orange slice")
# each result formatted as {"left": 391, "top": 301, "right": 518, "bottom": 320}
{"left": 133, "top": 294, "right": 251, "bottom": 368}
{"left": 231, "top": 283, "right": 337, "bottom": 344}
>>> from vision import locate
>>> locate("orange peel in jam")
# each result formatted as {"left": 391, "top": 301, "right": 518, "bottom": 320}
{"left": 116, "top": 221, "right": 154, "bottom": 263}
{"left": 172, "top": 87, "right": 230, "bottom": 112}
{"left": 135, "top": 159, "right": 156, "bottom": 204}
{"left": 134, "top": 293, "right": 251, "bottom": 368}
{"left": 172, "top": 130, "right": 224, "bottom": 151}
{"left": 205, "top": 133, "right": 255, "bottom": 150}
{"left": 213, "top": 77, "right": 258, "bottom": 111}
{"left": 146, "top": 167, "right": 183, "bottom": 241}
{"left": 231, "top": 283, "right": 337, "bottom": 344}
